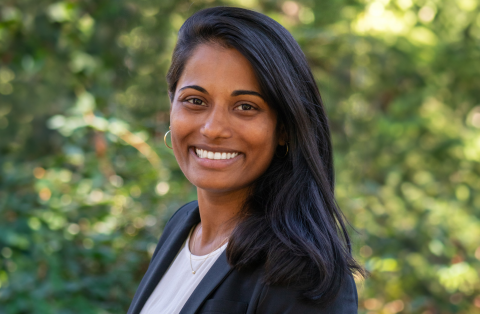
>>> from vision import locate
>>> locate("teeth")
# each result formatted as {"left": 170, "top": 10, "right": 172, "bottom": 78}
{"left": 195, "top": 148, "right": 239, "bottom": 160}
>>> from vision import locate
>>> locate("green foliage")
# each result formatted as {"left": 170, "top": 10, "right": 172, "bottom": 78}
{"left": 0, "top": 0, "right": 479, "bottom": 313}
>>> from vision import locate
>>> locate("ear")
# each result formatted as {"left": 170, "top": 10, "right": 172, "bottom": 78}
{"left": 277, "top": 124, "right": 287, "bottom": 146}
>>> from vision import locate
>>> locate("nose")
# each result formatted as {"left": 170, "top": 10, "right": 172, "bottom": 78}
{"left": 200, "top": 105, "right": 232, "bottom": 140}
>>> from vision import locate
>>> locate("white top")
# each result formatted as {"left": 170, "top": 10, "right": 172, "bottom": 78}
{"left": 140, "top": 227, "right": 228, "bottom": 314}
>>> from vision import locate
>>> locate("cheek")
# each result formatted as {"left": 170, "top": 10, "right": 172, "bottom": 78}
{"left": 245, "top": 119, "right": 278, "bottom": 161}
{"left": 170, "top": 105, "right": 193, "bottom": 142}
{"left": 169, "top": 106, "right": 193, "bottom": 161}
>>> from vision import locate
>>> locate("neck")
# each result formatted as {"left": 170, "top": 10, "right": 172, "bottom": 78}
{"left": 194, "top": 187, "right": 247, "bottom": 250}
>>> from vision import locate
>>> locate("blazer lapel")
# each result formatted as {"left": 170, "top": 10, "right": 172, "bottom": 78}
{"left": 128, "top": 202, "right": 200, "bottom": 314}
{"left": 179, "top": 247, "right": 233, "bottom": 314}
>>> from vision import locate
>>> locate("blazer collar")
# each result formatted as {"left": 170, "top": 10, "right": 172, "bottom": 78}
{"left": 128, "top": 202, "right": 233, "bottom": 314}
{"left": 179, "top": 250, "right": 233, "bottom": 314}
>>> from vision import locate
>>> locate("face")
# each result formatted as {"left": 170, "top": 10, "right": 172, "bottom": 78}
{"left": 170, "top": 43, "right": 283, "bottom": 194}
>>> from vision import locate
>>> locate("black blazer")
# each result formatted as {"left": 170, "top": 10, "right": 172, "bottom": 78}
{"left": 128, "top": 201, "right": 358, "bottom": 314}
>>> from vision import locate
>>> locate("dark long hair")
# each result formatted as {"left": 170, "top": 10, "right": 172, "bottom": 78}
{"left": 167, "top": 7, "right": 364, "bottom": 304}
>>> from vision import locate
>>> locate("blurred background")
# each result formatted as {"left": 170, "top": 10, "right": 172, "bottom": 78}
{"left": 0, "top": 0, "right": 479, "bottom": 313}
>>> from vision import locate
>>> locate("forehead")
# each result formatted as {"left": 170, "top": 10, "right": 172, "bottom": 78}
{"left": 177, "top": 43, "right": 261, "bottom": 93}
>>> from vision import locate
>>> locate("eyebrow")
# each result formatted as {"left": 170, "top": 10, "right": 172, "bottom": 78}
{"left": 178, "top": 85, "right": 208, "bottom": 94}
{"left": 231, "top": 90, "right": 265, "bottom": 100}
{"left": 178, "top": 85, "right": 265, "bottom": 100}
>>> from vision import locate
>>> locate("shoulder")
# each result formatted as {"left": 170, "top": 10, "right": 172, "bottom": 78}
{"left": 149, "top": 200, "right": 198, "bottom": 262}
{"left": 163, "top": 200, "right": 198, "bottom": 230}
{"left": 256, "top": 274, "right": 358, "bottom": 314}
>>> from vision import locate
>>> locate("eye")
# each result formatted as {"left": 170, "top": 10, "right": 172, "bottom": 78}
{"left": 235, "top": 103, "right": 255, "bottom": 111}
{"left": 186, "top": 98, "right": 205, "bottom": 106}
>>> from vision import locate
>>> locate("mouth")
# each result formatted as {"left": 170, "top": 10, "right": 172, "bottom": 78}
{"left": 194, "top": 147, "right": 239, "bottom": 160}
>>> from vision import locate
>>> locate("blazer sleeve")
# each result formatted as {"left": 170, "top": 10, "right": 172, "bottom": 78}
{"left": 255, "top": 275, "right": 358, "bottom": 314}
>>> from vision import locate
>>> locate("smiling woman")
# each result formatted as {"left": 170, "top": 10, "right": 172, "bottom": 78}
{"left": 128, "top": 7, "right": 364, "bottom": 314}
{"left": 171, "top": 45, "right": 280, "bottom": 195}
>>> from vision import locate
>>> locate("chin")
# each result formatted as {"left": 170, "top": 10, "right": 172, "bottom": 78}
{"left": 189, "top": 176, "right": 249, "bottom": 195}
{"left": 193, "top": 180, "right": 235, "bottom": 193}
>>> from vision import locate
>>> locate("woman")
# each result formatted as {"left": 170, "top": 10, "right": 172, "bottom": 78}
{"left": 128, "top": 7, "right": 364, "bottom": 314}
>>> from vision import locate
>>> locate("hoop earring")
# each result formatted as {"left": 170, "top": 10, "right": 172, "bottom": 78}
{"left": 275, "top": 142, "right": 288, "bottom": 158}
{"left": 164, "top": 127, "right": 172, "bottom": 149}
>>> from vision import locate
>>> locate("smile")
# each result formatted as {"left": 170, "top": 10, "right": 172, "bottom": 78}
{"left": 195, "top": 148, "right": 239, "bottom": 160}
